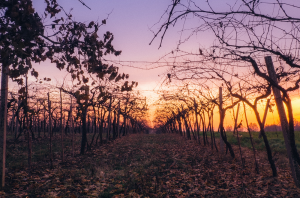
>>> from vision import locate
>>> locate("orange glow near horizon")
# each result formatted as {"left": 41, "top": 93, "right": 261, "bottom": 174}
{"left": 149, "top": 94, "right": 300, "bottom": 130}
{"left": 220, "top": 95, "right": 300, "bottom": 130}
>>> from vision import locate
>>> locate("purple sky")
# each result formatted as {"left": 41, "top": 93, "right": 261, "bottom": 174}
{"left": 30, "top": 1, "right": 187, "bottom": 102}
{"left": 16, "top": 0, "right": 300, "bottom": 127}
{"left": 29, "top": 1, "right": 221, "bottom": 102}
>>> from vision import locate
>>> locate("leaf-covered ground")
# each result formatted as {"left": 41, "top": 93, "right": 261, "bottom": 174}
{"left": 2, "top": 133, "right": 300, "bottom": 197}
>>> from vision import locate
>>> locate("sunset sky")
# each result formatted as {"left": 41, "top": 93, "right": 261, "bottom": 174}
{"left": 31, "top": 0, "right": 179, "bottom": 100}
{"left": 26, "top": 0, "right": 300, "bottom": 129}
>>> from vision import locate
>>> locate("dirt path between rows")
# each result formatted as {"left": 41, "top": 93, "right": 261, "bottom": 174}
{"left": 3, "top": 133, "right": 300, "bottom": 197}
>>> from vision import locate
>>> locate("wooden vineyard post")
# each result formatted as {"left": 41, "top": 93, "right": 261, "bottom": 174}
{"left": 107, "top": 96, "right": 112, "bottom": 141}
{"left": 211, "top": 107, "right": 218, "bottom": 151}
{"left": 37, "top": 102, "right": 41, "bottom": 138}
{"left": 265, "top": 56, "right": 300, "bottom": 187}
{"left": 0, "top": 65, "right": 8, "bottom": 187}
{"left": 219, "top": 87, "right": 225, "bottom": 154}
{"left": 11, "top": 108, "right": 15, "bottom": 139}
{"left": 117, "top": 101, "right": 120, "bottom": 138}
{"left": 70, "top": 97, "right": 74, "bottom": 157}
{"left": 90, "top": 115, "right": 93, "bottom": 135}
{"left": 48, "top": 93, "right": 53, "bottom": 169}
{"left": 60, "top": 89, "right": 64, "bottom": 163}
{"left": 43, "top": 104, "right": 46, "bottom": 137}
{"left": 71, "top": 117, "right": 74, "bottom": 157}
{"left": 87, "top": 119, "right": 89, "bottom": 134}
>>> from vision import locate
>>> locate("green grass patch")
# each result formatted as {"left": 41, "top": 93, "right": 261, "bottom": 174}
{"left": 198, "top": 131, "right": 300, "bottom": 154}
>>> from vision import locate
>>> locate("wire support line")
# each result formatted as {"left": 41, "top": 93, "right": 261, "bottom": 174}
{"left": 104, "top": 59, "right": 212, "bottom": 70}
{"left": 104, "top": 59, "right": 173, "bottom": 70}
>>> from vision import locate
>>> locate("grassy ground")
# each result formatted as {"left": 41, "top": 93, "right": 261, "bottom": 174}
{"left": 2, "top": 133, "right": 300, "bottom": 197}
{"left": 198, "top": 130, "right": 300, "bottom": 154}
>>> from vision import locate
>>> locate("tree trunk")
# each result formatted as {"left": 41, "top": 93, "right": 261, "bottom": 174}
{"left": 258, "top": 99, "right": 270, "bottom": 138}
{"left": 15, "top": 105, "right": 19, "bottom": 142}
{"left": 177, "top": 117, "right": 183, "bottom": 136}
{"left": 25, "top": 75, "right": 32, "bottom": 172}
{"left": 242, "top": 100, "right": 259, "bottom": 174}
{"left": 220, "top": 111, "right": 235, "bottom": 158}
{"left": 258, "top": 123, "right": 277, "bottom": 176}
{"left": 81, "top": 110, "right": 87, "bottom": 154}
{"left": 184, "top": 116, "right": 191, "bottom": 140}
{"left": 123, "top": 117, "right": 127, "bottom": 136}
{"left": 113, "top": 111, "right": 117, "bottom": 139}
{"left": 88, "top": 118, "right": 97, "bottom": 150}
{"left": 100, "top": 117, "right": 104, "bottom": 144}
{"left": 11, "top": 109, "right": 15, "bottom": 138}
{"left": 219, "top": 87, "right": 225, "bottom": 154}
{"left": 200, "top": 116, "right": 206, "bottom": 145}
{"left": 234, "top": 104, "right": 244, "bottom": 166}
{"left": 80, "top": 120, "right": 82, "bottom": 134}
{"left": 80, "top": 86, "right": 89, "bottom": 154}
